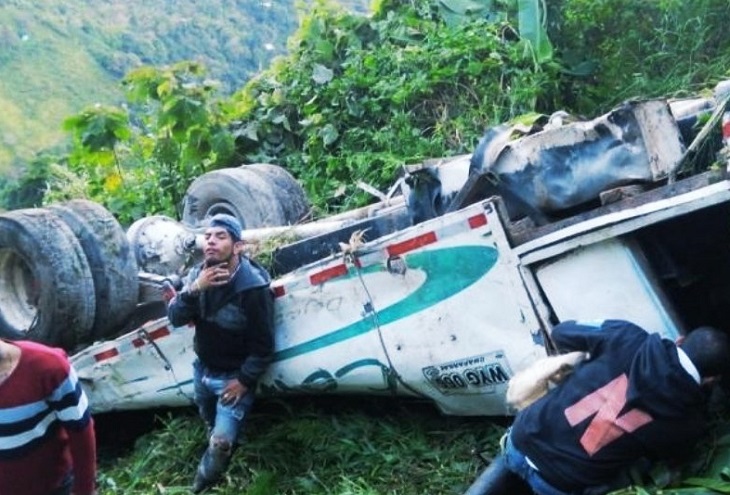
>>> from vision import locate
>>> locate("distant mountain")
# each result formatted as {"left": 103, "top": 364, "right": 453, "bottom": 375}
{"left": 0, "top": 0, "right": 368, "bottom": 170}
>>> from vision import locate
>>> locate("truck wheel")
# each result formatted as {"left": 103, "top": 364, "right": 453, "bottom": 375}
{"left": 245, "top": 163, "right": 311, "bottom": 225}
{"left": 50, "top": 200, "right": 139, "bottom": 341}
{"left": 181, "top": 164, "right": 310, "bottom": 228}
{"left": 0, "top": 208, "right": 96, "bottom": 350}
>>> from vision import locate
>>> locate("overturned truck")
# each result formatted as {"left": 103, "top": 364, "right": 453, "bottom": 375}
{"left": 2, "top": 83, "right": 730, "bottom": 417}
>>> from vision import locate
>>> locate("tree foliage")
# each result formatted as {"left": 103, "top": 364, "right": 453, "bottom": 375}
{"left": 548, "top": 0, "right": 730, "bottom": 113}
{"left": 0, "top": 0, "right": 368, "bottom": 165}
{"left": 4, "top": 0, "right": 730, "bottom": 224}
{"left": 48, "top": 62, "right": 236, "bottom": 225}
{"left": 227, "top": 0, "right": 560, "bottom": 212}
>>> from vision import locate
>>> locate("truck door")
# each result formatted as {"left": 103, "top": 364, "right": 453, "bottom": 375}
{"left": 264, "top": 201, "right": 545, "bottom": 416}
{"left": 351, "top": 201, "right": 546, "bottom": 416}
{"left": 266, "top": 249, "right": 396, "bottom": 396}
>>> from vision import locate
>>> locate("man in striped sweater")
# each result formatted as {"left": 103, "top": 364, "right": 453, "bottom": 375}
{"left": 0, "top": 337, "right": 97, "bottom": 495}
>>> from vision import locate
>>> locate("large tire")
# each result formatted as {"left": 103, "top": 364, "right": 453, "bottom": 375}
{"left": 181, "top": 163, "right": 310, "bottom": 229}
{"left": 245, "top": 163, "right": 311, "bottom": 224}
{"left": 0, "top": 208, "right": 96, "bottom": 350}
{"left": 50, "top": 200, "right": 139, "bottom": 341}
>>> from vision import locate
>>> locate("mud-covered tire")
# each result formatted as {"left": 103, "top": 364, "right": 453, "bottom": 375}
{"left": 181, "top": 163, "right": 310, "bottom": 228}
{"left": 245, "top": 163, "right": 311, "bottom": 224}
{"left": 0, "top": 208, "right": 96, "bottom": 350}
{"left": 50, "top": 200, "right": 139, "bottom": 341}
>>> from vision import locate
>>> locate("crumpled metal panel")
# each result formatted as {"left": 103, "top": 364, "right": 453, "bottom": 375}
{"left": 470, "top": 100, "right": 685, "bottom": 219}
{"left": 403, "top": 154, "right": 473, "bottom": 224}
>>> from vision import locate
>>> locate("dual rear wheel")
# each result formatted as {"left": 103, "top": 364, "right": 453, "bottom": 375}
{"left": 0, "top": 164, "right": 309, "bottom": 351}
{"left": 0, "top": 200, "right": 138, "bottom": 351}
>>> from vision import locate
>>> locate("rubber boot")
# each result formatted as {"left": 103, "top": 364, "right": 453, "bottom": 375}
{"left": 192, "top": 441, "right": 232, "bottom": 493}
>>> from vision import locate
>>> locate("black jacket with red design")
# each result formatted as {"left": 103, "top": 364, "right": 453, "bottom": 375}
{"left": 511, "top": 319, "right": 708, "bottom": 493}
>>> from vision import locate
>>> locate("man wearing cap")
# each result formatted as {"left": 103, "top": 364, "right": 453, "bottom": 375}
{"left": 166, "top": 214, "right": 275, "bottom": 493}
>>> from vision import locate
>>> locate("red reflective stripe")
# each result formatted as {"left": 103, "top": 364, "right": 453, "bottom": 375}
{"left": 310, "top": 264, "right": 348, "bottom": 285}
{"left": 94, "top": 348, "right": 119, "bottom": 362}
{"left": 132, "top": 338, "right": 145, "bottom": 348}
{"left": 468, "top": 214, "right": 488, "bottom": 229}
{"left": 148, "top": 326, "right": 170, "bottom": 340}
{"left": 272, "top": 285, "right": 286, "bottom": 298}
{"left": 386, "top": 232, "right": 437, "bottom": 257}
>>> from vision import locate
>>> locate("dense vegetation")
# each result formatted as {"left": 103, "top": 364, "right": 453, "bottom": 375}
{"left": 96, "top": 398, "right": 509, "bottom": 495}
{"left": 4, "top": 0, "right": 730, "bottom": 224}
{"left": 95, "top": 395, "right": 730, "bottom": 495}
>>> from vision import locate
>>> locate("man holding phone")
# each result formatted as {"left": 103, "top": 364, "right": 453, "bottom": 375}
{"left": 166, "top": 213, "right": 275, "bottom": 493}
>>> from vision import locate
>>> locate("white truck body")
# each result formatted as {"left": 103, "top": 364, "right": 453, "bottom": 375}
{"left": 72, "top": 167, "right": 729, "bottom": 416}
{"left": 0, "top": 87, "right": 718, "bottom": 417}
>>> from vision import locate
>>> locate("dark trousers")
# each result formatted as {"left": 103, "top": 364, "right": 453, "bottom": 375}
{"left": 464, "top": 454, "right": 533, "bottom": 495}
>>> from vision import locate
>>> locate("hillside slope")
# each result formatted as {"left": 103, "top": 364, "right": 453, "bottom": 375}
{"left": 0, "top": 0, "right": 367, "bottom": 170}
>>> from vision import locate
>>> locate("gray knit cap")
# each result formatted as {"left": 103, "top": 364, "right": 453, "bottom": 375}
{"left": 208, "top": 214, "right": 242, "bottom": 242}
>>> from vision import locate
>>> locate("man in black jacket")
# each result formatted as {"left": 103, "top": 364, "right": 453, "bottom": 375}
{"left": 167, "top": 213, "right": 274, "bottom": 493}
{"left": 470, "top": 319, "right": 730, "bottom": 495}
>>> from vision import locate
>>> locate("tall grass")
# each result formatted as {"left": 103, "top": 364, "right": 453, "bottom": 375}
{"left": 95, "top": 397, "right": 508, "bottom": 495}
{"left": 95, "top": 391, "right": 730, "bottom": 495}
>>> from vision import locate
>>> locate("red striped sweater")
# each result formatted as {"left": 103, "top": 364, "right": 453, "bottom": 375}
{"left": 0, "top": 340, "right": 96, "bottom": 495}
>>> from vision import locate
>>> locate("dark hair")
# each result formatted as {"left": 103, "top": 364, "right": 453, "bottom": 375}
{"left": 681, "top": 326, "right": 730, "bottom": 378}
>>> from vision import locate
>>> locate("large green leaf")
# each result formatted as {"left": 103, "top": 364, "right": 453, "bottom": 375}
{"left": 517, "top": 0, "right": 553, "bottom": 63}
{"left": 63, "top": 105, "right": 130, "bottom": 153}
{"left": 437, "top": 0, "right": 498, "bottom": 26}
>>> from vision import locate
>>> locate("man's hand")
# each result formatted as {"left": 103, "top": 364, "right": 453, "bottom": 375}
{"left": 220, "top": 380, "right": 248, "bottom": 406}
{"left": 194, "top": 264, "right": 231, "bottom": 292}
{"left": 161, "top": 280, "right": 177, "bottom": 304}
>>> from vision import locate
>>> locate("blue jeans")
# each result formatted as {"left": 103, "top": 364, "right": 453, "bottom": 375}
{"left": 193, "top": 359, "right": 255, "bottom": 445}
{"left": 463, "top": 452, "right": 532, "bottom": 495}
{"left": 503, "top": 433, "right": 572, "bottom": 495}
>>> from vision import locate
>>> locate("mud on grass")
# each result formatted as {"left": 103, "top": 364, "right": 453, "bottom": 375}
{"left": 94, "top": 396, "right": 509, "bottom": 495}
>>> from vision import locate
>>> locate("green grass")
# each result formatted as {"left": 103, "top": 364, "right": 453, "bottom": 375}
{"left": 95, "top": 397, "right": 508, "bottom": 495}
{"left": 94, "top": 392, "right": 730, "bottom": 495}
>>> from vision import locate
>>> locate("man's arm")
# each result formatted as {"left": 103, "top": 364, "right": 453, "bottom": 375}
{"left": 551, "top": 319, "right": 646, "bottom": 354}
{"left": 237, "top": 287, "right": 275, "bottom": 387}
{"left": 67, "top": 418, "right": 97, "bottom": 495}
{"left": 166, "top": 270, "right": 201, "bottom": 326}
